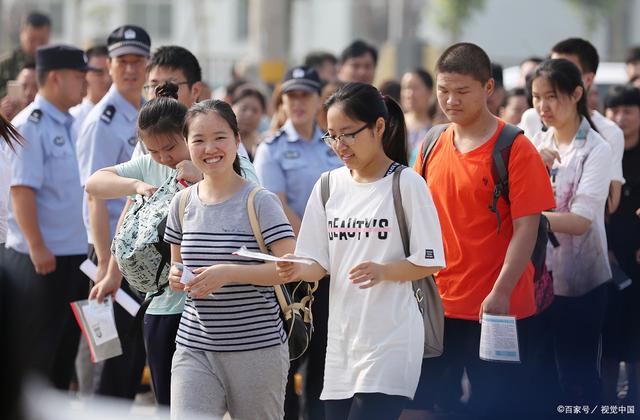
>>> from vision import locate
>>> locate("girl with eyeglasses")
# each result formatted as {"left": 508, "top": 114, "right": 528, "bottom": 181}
{"left": 276, "top": 82, "right": 445, "bottom": 420}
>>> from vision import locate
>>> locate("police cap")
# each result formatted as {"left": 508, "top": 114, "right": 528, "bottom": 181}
{"left": 281, "top": 66, "right": 322, "bottom": 95}
{"left": 36, "top": 44, "right": 89, "bottom": 72}
{"left": 107, "top": 25, "right": 151, "bottom": 58}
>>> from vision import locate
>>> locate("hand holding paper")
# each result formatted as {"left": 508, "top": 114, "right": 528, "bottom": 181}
{"left": 479, "top": 314, "right": 520, "bottom": 363}
{"left": 232, "top": 246, "right": 313, "bottom": 265}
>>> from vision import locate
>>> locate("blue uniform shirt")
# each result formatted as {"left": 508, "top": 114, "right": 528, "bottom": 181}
{"left": 70, "top": 97, "right": 95, "bottom": 139}
{"left": 76, "top": 85, "right": 142, "bottom": 242}
{"left": 254, "top": 120, "right": 343, "bottom": 218}
{"left": 5, "top": 95, "right": 87, "bottom": 255}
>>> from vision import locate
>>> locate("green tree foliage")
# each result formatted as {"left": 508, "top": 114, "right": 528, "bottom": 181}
{"left": 433, "top": 0, "right": 487, "bottom": 42}
{"left": 565, "top": 0, "right": 615, "bottom": 35}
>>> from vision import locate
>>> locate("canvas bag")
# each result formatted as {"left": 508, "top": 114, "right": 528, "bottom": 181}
{"left": 320, "top": 168, "right": 445, "bottom": 358}
{"left": 111, "top": 174, "right": 177, "bottom": 294}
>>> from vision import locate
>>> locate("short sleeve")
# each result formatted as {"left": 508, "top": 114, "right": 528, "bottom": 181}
{"left": 507, "top": 135, "right": 556, "bottom": 219}
{"left": 115, "top": 155, "right": 147, "bottom": 181}
{"left": 605, "top": 125, "right": 625, "bottom": 184}
{"left": 239, "top": 155, "right": 260, "bottom": 185}
{"left": 254, "top": 190, "right": 294, "bottom": 247}
{"left": 164, "top": 188, "right": 187, "bottom": 245}
{"left": 400, "top": 170, "right": 446, "bottom": 268}
{"left": 76, "top": 120, "right": 124, "bottom": 185}
{"left": 10, "top": 122, "right": 44, "bottom": 189}
{"left": 518, "top": 108, "right": 543, "bottom": 139}
{"left": 254, "top": 142, "right": 286, "bottom": 194}
{"left": 570, "top": 141, "right": 612, "bottom": 222}
{"left": 294, "top": 178, "right": 330, "bottom": 271}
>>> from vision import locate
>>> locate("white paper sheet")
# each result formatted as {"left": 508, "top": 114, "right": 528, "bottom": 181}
{"left": 81, "top": 297, "right": 119, "bottom": 346}
{"left": 79, "top": 259, "right": 141, "bottom": 316}
{"left": 232, "top": 246, "right": 313, "bottom": 265}
{"left": 174, "top": 263, "right": 195, "bottom": 285}
{"left": 479, "top": 314, "right": 520, "bottom": 363}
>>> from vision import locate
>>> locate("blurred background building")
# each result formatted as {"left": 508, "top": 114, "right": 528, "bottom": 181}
{"left": 0, "top": 0, "right": 637, "bottom": 88}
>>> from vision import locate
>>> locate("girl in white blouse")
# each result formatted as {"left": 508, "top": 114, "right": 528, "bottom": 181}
{"left": 530, "top": 58, "right": 612, "bottom": 403}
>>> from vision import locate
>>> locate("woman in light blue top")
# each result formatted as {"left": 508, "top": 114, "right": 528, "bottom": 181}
{"left": 84, "top": 82, "right": 258, "bottom": 405}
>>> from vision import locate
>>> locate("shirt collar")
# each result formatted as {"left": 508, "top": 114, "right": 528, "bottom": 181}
{"left": 34, "top": 94, "right": 73, "bottom": 127}
{"left": 282, "top": 119, "right": 324, "bottom": 143}
{"left": 107, "top": 85, "right": 144, "bottom": 122}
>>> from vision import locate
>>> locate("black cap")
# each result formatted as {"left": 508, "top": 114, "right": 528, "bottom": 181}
{"left": 107, "top": 25, "right": 151, "bottom": 58}
{"left": 36, "top": 44, "right": 88, "bottom": 72}
{"left": 281, "top": 66, "right": 322, "bottom": 94}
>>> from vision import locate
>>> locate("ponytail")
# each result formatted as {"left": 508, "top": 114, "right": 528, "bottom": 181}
{"left": 0, "top": 112, "right": 24, "bottom": 152}
{"left": 381, "top": 95, "right": 408, "bottom": 165}
{"left": 325, "top": 82, "right": 408, "bottom": 165}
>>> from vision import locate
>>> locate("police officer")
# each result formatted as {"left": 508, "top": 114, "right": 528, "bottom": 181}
{"left": 75, "top": 24, "right": 151, "bottom": 400}
{"left": 253, "top": 66, "right": 342, "bottom": 420}
{"left": 0, "top": 12, "right": 51, "bottom": 97}
{"left": 1, "top": 44, "right": 88, "bottom": 390}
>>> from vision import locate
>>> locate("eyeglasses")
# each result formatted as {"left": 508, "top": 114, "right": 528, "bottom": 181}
{"left": 143, "top": 81, "right": 190, "bottom": 93}
{"left": 322, "top": 123, "right": 370, "bottom": 147}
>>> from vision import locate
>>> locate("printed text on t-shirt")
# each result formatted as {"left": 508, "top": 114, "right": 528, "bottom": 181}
{"left": 327, "top": 218, "right": 390, "bottom": 240}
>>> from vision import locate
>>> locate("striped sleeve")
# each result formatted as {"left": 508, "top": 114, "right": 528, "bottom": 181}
{"left": 164, "top": 190, "right": 185, "bottom": 245}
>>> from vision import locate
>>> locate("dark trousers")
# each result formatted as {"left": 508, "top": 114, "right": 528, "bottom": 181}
{"left": 550, "top": 283, "right": 608, "bottom": 404}
{"left": 324, "top": 393, "right": 407, "bottom": 420}
{"left": 410, "top": 316, "right": 541, "bottom": 419}
{"left": 88, "top": 245, "right": 147, "bottom": 400}
{"left": 284, "top": 277, "right": 329, "bottom": 420}
{"left": 0, "top": 247, "right": 87, "bottom": 390}
{"left": 143, "top": 313, "right": 181, "bottom": 406}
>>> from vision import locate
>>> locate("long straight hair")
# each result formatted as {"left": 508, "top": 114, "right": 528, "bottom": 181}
{"left": 324, "top": 82, "right": 408, "bottom": 165}
{"left": 0, "top": 113, "right": 24, "bottom": 152}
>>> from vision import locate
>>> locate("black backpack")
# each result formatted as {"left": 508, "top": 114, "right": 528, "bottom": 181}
{"left": 420, "top": 123, "right": 558, "bottom": 313}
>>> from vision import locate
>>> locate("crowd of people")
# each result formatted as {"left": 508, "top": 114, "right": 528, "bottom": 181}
{"left": 1, "top": 9, "right": 639, "bottom": 420}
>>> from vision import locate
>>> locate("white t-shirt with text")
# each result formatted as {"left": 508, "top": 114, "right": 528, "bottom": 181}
{"left": 295, "top": 166, "right": 445, "bottom": 400}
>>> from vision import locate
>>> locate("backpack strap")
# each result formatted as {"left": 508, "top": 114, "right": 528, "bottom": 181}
{"left": 320, "top": 171, "right": 331, "bottom": 209}
{"left": 420, "top": 124, "right": 449, "bottom": 178}
{"left": 178, "top": 185, "right": 192, "bottom": 229}
{"left": 489, "top": 123, "right": 523, "bottom": 233}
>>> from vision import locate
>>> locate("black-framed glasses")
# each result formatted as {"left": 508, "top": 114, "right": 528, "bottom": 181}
{"left": 322, "top": 123, "right": 370, "bottom": 147}
{"left": 143, "top": 81, "right": 190, "bottom": 93}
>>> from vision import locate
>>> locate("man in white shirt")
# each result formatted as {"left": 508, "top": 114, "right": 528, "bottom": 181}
{"left": 519, "top": 38, "right": 624, "bottom": 213}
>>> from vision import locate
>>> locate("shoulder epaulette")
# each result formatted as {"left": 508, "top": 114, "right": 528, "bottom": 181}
{"left": 28, "top": 109, "right": 42, "bottom": 123}
{"left": 100, "top": 105, "right": 116, "bottom": 124}
{"left": 264, "top": 129, "right": 285, "bottom": 144}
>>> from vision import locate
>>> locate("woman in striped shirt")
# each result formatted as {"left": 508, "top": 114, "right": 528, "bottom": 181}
{"left": 165, "top": 99, "right": 295, "bottom": 419}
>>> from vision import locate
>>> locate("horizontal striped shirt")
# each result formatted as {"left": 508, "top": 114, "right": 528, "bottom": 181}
{"left": 164, "top": 182, "right": 294, "bottom": 352}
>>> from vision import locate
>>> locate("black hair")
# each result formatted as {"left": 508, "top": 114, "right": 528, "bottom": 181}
{"left": 304, "top": 51, "right": 338, "bottom": 68}
{"left": 226, "top": 79, "right": 248, "bottom": 99}
{"left": 232, "top": 86, "right": 266, "bottom": 111}
{"left": 407, "top": 68, "right": 434, "bottom": 90}
{"left": 21, "top": 60, "right": 35, "bottom": 71}
{"left": 604, "top": 85, "right": 640, "bottom": 109}
{"left": 626, "top": 46, "right": 640, "bottom": 65}
{"left": 551, "top": 38, "right": 599, "bottom": 74}
{"left": 340, "top": 40, "right": 378, "bottom": 65}
{"left": 491, "top": 62, "right": 504, "bottom": 88}
{"left": 325, "top": 82, "right": 407, "bottom": 165}
{"left": 379, "top": 79, "right": 400, "bottom": 102}
{"left": 23, "top": 11, "right": 51, "bottom": 28}
{"left": 0, "top": 113, "right": 24, "bottom": 152}
{"left": 137, "top": 82, "right": 188, "bottom": 140}
{"left": 501, "top": 87, "right": 527, "bottom": 108}
{"left": 36, "top": 69, "right": 50, "bottom": 87}
{"left": 86, "top": 45, "right": 109, "bottom": 60}
{"left": 183, "top": 99, "right": 242, "bottom": 176}
{"left": 149, "top": 46, "right": 202, "bottom": 85}
{"left": 529, "top": 59, "right": 597, "bottom": 131}
{"left": 520, "top": 56, "right": 543, "bottom": 67}
{"left": 435, "top": 42, "right": 491, "bottom": 84}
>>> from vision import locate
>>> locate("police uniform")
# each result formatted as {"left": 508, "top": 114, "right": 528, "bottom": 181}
{"left": 70, "top": 97, "right": 96, "bottom": 139}
{"left": 75, "top": 24, "right": 151, "bottom": 400}
{"left": 0, "top": 44, "right": 89, "bottom": 390}
{"left": 254, "top": 67, "right": 343, "bottom": 219}
{"left": 253, "top": 66, "right": 341, "bottom": 420}
{"left": 0, "top": 48, "right": 29, "bottom": 97}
